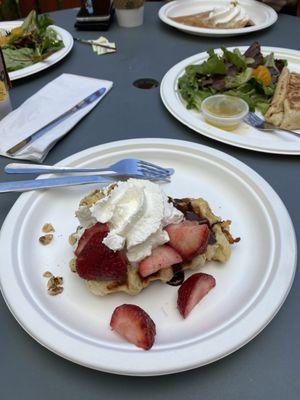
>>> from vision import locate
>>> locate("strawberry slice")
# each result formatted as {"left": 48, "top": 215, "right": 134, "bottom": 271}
{"left": 165, "top": 221, "right": 209, "bottom": 260}
{"left": 110, "top": 304, "right": 156, "bottom": 350}
{"left": 177, "top": 273, "right": 216, "bottom": 318}
{"left": 76, "top": 229, "right": 127, "bottom": 281}
{"left": 138, "top": 245, "right": 183, "bottom": 278}
{"left": 75, "top": 222, "right": 109, "bottom": 257}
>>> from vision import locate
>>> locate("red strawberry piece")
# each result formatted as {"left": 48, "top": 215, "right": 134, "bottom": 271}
{"left": 177, "top": 273, "right": 216, "bottom": 318}
{"left": 76, "top": 228, "right": 127, "bottom": 281}
{"left": 110, "top": 304, "right": 156, "bottom": 350}
{"left": 138, "top": 245, "right": 183, "bottom": 278}
{"left": 165, "top": 221, "right": 210, "bottom": 260}
{"left": 75, "top": 222, "right": 109, "bottom": 257}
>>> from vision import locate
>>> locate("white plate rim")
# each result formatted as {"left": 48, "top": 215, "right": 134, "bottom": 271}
{"left": 0, "top": 138, "right": 297, "bottom": 376}
{"left": 160, "top": 47, "right": 300, "bottom": 155}
{"left": 158, "top": 0, "right": 278, "bottom": 37}
{"left": 0, "top": 21, "right": 73, "bottom": 81}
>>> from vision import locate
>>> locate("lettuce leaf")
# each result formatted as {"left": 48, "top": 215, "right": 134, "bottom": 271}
{"left": 2, "top": 47, "right": 35, "bottom": 71}
{"left": 189, "top": 50, "right": 226, "bottom": 75}
{"left": 221, "top": 47, "right": 248, "bottom": 70}
{"left": 225, "top": 68, "right": 253, "bottom": 89}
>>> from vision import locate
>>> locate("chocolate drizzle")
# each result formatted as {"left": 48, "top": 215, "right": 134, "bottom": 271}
{"left": 167, "top": 265, "right": 185, "bottom": 286}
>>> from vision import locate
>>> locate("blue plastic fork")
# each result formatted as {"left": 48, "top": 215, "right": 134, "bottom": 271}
{"left": 5, "top": 159, "right": 174, "bottom": 180}
{"left": 243, "top": 112, "right": 300, "bottom": 138}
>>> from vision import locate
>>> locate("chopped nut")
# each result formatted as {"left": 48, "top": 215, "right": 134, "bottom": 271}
{"left": 69, "top": 233, "right": 77, "bottom": 246}
{"left": 39, "top": 234, "right": 53, "bottom": 245}
{"left": 53, "top": 276, "right": 63, "bottom": 285}
{"left": 43, "top": 271, "right": 53, "bottom": 278}
{"left": 47, "top": 276, "right": 62, "bottom": 288}
{"left": 48, "top": 286, "right": 64, "bottom": 296}
{"left": 42, "top": 223, "right": 55, "bottom": 233}
{"left": 45, "top": 274, "right": 64, "bottom": 296}
{"left": 47, "top": 276, "right": 55, "bottom": 289}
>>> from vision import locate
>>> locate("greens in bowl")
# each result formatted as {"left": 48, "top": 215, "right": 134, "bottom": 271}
{"left": 0, "top": 10, "right": 64, "bottom": 72}
{"left": 178, "top": 42, "right": 287, "bottom": 115}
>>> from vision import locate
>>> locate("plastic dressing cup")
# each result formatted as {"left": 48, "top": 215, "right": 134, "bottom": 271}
{"left": 201, "top": 95, "right": 249, "bottom": 131}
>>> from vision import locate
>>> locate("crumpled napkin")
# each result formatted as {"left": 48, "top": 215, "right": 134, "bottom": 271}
{"left": 90, "top": 36, "right": 116, "bottom": 55}
{"left": 0, "top": 73, "right": 113, "bottom": 162}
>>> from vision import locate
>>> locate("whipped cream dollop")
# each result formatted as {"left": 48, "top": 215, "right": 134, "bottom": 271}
{"left": 204, "top": 1, "right": 249, "bottom": 28}
{"left": 75, "top": 179, "right": 183, "bottom": 262}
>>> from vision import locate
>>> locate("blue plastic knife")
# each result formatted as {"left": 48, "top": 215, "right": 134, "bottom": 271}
{"left": 6, "top": 87, "right": 107, "bottom": 156}
{"left": 0, "top": 174, "right": 113, "bottom": 193}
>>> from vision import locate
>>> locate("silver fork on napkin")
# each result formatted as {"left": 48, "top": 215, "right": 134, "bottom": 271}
{"left": 243, "top": 112, "right": 300, "bottom": 138}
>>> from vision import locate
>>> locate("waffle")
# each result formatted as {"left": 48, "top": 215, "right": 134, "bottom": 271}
{"left": 69, "top": 189, "right": 237, "bottom": 296}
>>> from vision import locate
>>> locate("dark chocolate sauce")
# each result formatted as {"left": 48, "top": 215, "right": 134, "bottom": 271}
{"left": 208, "top": 232, "right": 217, "bottom": 245}
{"left": 167, "top": 265, "right": 185, "bottom": 286}
{"left": 184, "top": 211, "right": 210, "bottom": 225}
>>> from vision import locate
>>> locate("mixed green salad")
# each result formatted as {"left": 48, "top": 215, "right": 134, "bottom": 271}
{"left": 178, "top": 42, "right": 287, "bottom": 114}
{"left": 0, "top": 10, "right": 64, "bottom": 72}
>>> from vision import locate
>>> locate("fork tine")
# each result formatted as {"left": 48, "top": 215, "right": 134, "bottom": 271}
{"left": 138, "top": 164, "right": 170, "bottom": 176}
{"left": 138, "top": 160, "right": 173, "bottom": 174}
{"left": 138, "top": 168, "right": 170, "bottom": 178}
{"left": 140, "top": 166, "right": 174, "bottom": 177}
{"left": 138, "top": 166, "right": 172, "bottom": 177}
{"left": 244, "top": 112, "right": 259, "bottom": 126}
{"left": 252, "top": 113, "right": 262, "bottom": 123}
{"left": 139, "top": 172, "right": 171, "bottom": 182}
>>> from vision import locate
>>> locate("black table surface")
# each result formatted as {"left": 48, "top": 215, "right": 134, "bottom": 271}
{"left": 0, "top": 3, "right": 299, "bottom": 399}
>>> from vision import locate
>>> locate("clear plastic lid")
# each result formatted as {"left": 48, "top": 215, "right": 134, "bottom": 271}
{"left": 201, "top": 95, "right": 249, "bottom": 120}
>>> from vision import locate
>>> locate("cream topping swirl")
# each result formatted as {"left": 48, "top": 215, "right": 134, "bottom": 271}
{"left": 75, "top": 179, "right": 183, "bottom": 262}
{"left": 204, "top": 1, "right": 249, "bottom": 28}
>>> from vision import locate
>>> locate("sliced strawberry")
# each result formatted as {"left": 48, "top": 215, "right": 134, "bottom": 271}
{"left": 138, "top": 245, "right": 182, "bottom": 278}
{"left": 165, "top": 221, "right": 209, "bottom": 260}
{"left": 75, "top": 222, "right": 109, "bottom": 257}
{"left": 76, "top": 229, "right": 127, "bottom": 281}
{"left": 177, "top": 273, "right": 216, "bottom": 318}
{"left": 110, "top": 304, "right": 156, "bottom": 350}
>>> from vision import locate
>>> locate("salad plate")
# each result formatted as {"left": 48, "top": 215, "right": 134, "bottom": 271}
{"left": 158, "top": 0, "right": 277, "bottom": 37}
{"left": 0, "top": 139, "right": 296, "bottom": 375}
{"left": 0, "top": 20, "right": 73, "bottom": 81}
{"left": 161, "top": 47, "right": 300, "bottom": 155}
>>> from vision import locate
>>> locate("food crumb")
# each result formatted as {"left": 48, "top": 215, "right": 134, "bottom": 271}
{"left": 42, "top": 223, "right": 55, "bottom": 233}
{"left": 43, "top": 272, "right": 64, "bottom": 296}
{"left": 48, "top": 286, "right": 64, "bottom": 296}
{"left": 39, "top": 234, "right": 53, "bottom": 245}
{"left": 43, "top": 271, "right": 53, "bottom": 278}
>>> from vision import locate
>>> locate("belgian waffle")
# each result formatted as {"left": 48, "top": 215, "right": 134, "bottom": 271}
{"left": 69, "top": 188, "right": 238, "bottom": 296}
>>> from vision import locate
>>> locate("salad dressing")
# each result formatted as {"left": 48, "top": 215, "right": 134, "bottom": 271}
{"left": 201, "top": 95, "right": 249, "bottom": 131}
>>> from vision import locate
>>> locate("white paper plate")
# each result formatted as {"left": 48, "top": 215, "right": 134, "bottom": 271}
{"left": 0, "top": 139, "right": 296, "bottom": 376}
{"left": 161, "top": 47, "right": 300, "bottom": 155}
{"left": 159, "top": 0, "right": 277, "bottom": 37}
{"left": 0, "top": 21, "right": 73, "bottom": 81}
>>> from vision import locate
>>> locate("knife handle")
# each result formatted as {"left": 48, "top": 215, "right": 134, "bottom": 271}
{"left": 0, "top": 175, "right": 111, "bottom": 193}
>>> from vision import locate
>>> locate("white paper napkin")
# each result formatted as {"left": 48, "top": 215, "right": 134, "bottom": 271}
{"left": 91, "top": 36, "right": 116, "bottom": 55}
{"left": 0, "top": 73, "right": 113, "bottom": 162}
